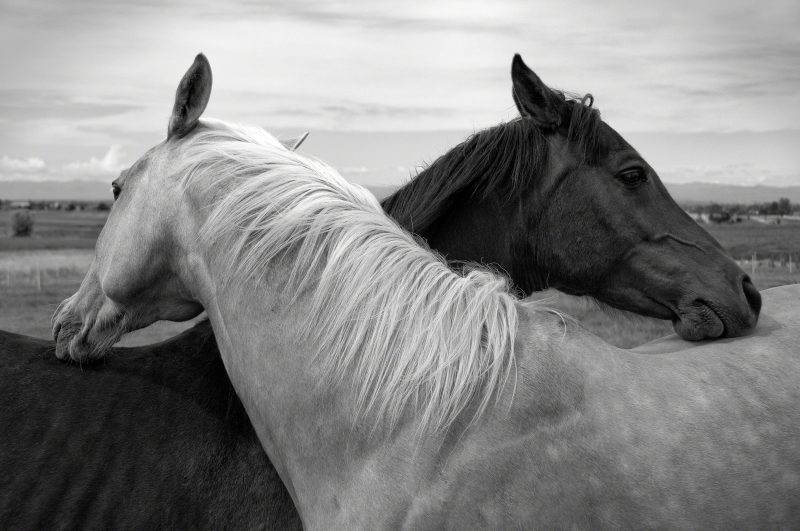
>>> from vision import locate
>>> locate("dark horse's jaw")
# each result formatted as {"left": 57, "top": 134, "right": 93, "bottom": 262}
{"left": 590, "top": 269, "right": 761, "bottom": 342}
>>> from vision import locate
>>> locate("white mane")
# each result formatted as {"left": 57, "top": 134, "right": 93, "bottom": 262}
{"left": 181, "top": 119, "right": 520, "bottom": 435}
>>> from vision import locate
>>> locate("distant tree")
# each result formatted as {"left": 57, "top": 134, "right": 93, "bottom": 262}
{"left": 768, "top": 201, "right": 780, "bottom": 215}
{"left": 682, "top": 199, "right": 796, "bottom": 217}
{"left": 11, "top": 210, "right": 34, "bottom": 237}
{"left": 778, "top": 197, "right": 792, "bottom": 216}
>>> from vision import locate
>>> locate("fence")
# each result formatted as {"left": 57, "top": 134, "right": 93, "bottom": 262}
{"left": 0, "top": 250, "right": 93, "bottom": 293}
{"left": 735, "top": 253, "right": 799, "bottom": 275}
{"left": 0, "top": 266, "right": 90, "bottom": 292}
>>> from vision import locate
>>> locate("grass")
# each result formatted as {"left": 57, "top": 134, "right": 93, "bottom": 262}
{"left": 704, "top": 219, "right": 800, "bottom": 260}
{"left": 0, "top": 211, "right": 798, "bottom": 349}
{"left": 0, "top": 249, "right": 94, "bottom": 273}
{"left": 0, "top": 210, "right": 105, "bottom": 251}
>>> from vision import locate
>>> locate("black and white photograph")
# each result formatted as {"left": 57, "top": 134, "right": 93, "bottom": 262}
{"left": 1, "top": 0, "right": 799, "bottom": 528}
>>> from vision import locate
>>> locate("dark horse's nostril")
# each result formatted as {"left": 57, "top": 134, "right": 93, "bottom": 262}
{"left": 742, "top": 276, "right": 762, "bottom": 317}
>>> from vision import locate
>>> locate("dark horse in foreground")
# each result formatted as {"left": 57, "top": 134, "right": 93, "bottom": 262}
{"left": 1, "top": 55, "right": 759, "bottom": 528}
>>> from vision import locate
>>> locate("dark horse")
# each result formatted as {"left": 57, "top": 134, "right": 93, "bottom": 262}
{"left": 1, "top": 55, "right": 758, "bottom": 529}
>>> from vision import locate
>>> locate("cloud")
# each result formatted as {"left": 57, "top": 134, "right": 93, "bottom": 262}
{"left": 1, "top": 0, "right": 798, "bottom": 188}
{"left": 0, "top": 89, "right": 143, "bottom": 121}
{"left": 62, "top": 145, "right": 127, "bottom": 179}
{"left": 0, "top": 155, "right": 46, "bottom": 173}
{"left": 0, "top": 154, "right": 48, "bottom": 180}
{"left": 248, "top": 0, "right": 525, "bottom": 35}
{"left": 0, "top": 146, "right": 128, "bottom": 182}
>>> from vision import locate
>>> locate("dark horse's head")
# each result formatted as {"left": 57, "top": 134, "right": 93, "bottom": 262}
{"left": 384, "top": 55, "right": 759, "bottom": 341}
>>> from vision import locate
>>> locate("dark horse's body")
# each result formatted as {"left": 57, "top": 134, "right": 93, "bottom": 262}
{"left": 0, "top": 324, "right": 300, "bottom": 529}
{"left": 2, "top": 57, "right": 757, "bottom": 529}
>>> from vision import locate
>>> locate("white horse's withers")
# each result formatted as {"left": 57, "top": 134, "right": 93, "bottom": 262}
{"left": 53, "top": 55, "right": 800, "bottom": 529}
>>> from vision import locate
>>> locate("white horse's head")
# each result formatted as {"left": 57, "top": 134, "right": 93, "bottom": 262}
{"left": 53, "top": 55, "right": 214, "bottom": 361}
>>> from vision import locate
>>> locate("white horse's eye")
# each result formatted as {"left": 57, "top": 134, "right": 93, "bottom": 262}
{"left": 112, "top": 183, "right": 122, "bottom": 200}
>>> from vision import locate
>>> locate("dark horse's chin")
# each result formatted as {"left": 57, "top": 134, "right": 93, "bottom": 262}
{"left": 672, "top": 303, "right": 726, "bottom": 341}
{"left": 672, "top": 277, "right": 761, "bottom": 341}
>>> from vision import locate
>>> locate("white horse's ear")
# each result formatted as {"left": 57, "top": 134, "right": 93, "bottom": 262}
{"left": 279, "top": 131, "right": 310, "bottom": 151}
{"left": 511, "top": 54, "right": 563, "bottom": 131}
{"left": 168, "top": 53, "right": 212, "bottom": 139}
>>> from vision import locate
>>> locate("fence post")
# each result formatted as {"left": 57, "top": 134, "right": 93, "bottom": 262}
{"left": 35, "top": 261, "right": 41, "bottom": 292}
{"left": 790, "top": 255, "right": 794, "bottom": 274}
{"left": 751, "top": 253, "right": 756, "bottom": 276}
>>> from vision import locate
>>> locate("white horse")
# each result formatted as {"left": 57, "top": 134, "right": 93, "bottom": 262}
{"left": 54, "top": 55, "right": 800, "bottom": 528}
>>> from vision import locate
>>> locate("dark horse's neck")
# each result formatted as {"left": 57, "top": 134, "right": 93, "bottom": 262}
{"left": 381, "top": 119, "right": 551, "bottom": 295}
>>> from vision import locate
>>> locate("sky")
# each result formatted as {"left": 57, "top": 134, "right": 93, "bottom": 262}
{"left": 0, "top": 0, "right": 799, "bottom": 188}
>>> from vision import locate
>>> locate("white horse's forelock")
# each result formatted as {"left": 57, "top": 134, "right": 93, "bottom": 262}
{"left": 180, "top": 118, "right": 520, "bottom": 436}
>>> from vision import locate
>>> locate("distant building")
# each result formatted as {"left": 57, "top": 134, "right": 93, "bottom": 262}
{"left": 9, "top": 200, "right": 31, "bottom": 209}
{"left": 686, "top": 211, "right": 709, "bottom": 223}
{"left": 710, "top": 211, "right": 731, "bottom": 223}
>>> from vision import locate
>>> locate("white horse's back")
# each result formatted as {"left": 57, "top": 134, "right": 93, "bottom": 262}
{"left": 402, "top": 285, "right": 800, "bottom": 528}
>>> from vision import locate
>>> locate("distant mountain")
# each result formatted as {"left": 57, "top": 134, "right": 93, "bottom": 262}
{"left": 2, "top": 180, "right": 799, "bottom": 205}
{"left": 664, "top": 183, "right": 800, "bottom": 205}
{"left": 1, "top": 180, "right": 110, "bottom": 201}
{"left": 364, "top": 185, "right": 398, "bottom": 201}
{"left": 0, "top": 180, "right": 400, "bottom": 203}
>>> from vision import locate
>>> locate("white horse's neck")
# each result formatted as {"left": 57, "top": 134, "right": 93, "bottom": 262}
{"left": 192, "top": 254, "right": 416, "bottom": 526}
{"left": 184, "top": 227, "right": 567, "bottom": 527}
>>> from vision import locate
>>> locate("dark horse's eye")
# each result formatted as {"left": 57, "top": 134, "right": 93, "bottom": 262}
{"left": 111, "top": 182, "right": 121, "bottom": 200}
{"left": 617, "top": 168, "right": 647, "bottom": 188}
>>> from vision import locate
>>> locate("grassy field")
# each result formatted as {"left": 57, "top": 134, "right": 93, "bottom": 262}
{"left": 0, "top": 210, "right": 104, "bottom": 250}
{"left": 0, "top": 211, "right": 798, "bottom": 349}
{"left": 704, "top": 219, "right": 800, "bottom": 260}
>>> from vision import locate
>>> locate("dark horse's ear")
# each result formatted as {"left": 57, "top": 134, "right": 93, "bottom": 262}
{"left": 511, "top": 54, "right": 563, "bottom": 130}
{"left": 168, "top": 54, "right": 212, "bottom": 139}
